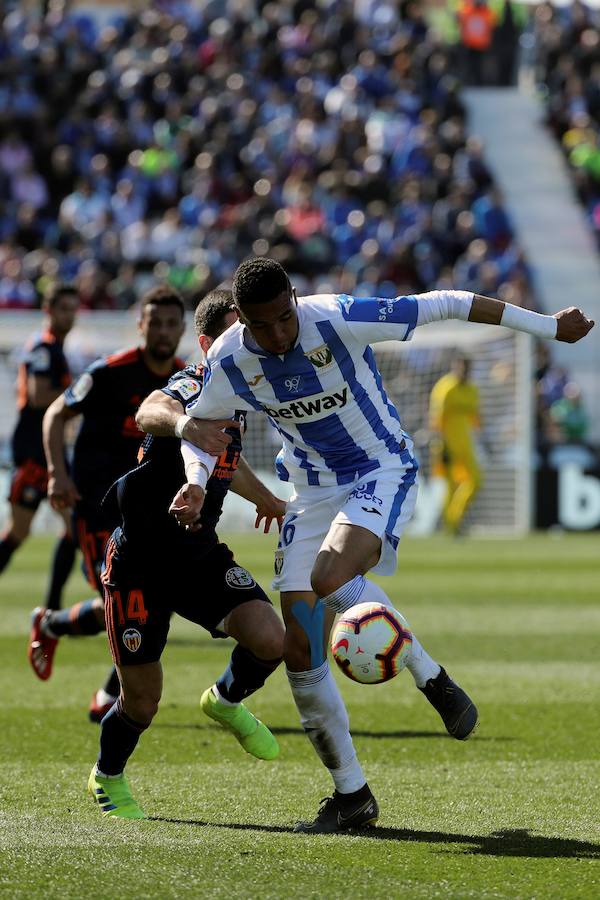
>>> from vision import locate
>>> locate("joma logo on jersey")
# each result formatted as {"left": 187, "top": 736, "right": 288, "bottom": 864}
{"left": 263, "top": 387, "right": 348, "bottom": 422}
{"left": 305, "top": 344, "right": 333, "bottom": 369}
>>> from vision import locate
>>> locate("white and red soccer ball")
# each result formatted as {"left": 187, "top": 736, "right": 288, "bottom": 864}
{"left": 331, "top": 602, "right": 412, "bottom": 684}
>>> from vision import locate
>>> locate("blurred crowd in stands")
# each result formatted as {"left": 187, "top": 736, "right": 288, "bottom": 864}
{"left": 535, "top": 1, "right": 600, "bottom": 249}
{"left": 0, "top": 0, "right": 533, "bottom": 313}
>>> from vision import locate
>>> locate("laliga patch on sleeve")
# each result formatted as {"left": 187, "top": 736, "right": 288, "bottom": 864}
{"left": 172, "top": 378, "right": 201, "bottom": 401}
{"left": 70, "top": 372, "right": 93, "bottom": 402}
{"left": 28, "top": 346, "right": 51, "bottom": 373}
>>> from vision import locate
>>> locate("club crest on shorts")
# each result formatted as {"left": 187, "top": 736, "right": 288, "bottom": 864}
{"left": 225, "top": 566, "right": 255, "bottom": 589}
{"left": 122, "top": 628, "right": 142, "bottom": 652}
{"left": 274, "top": 549, "right": 284, "bottom": 576}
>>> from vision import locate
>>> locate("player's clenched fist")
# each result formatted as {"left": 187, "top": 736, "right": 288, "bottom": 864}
{"left": 554, "top": 307, "right": 595, "bottom": 343}
{"left": 169, "top": 483, "right": 205, "bottom": 531}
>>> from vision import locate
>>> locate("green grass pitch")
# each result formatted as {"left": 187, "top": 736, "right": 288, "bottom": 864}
{"left": 1, "top": 532, "right": 599, "bottom": 899}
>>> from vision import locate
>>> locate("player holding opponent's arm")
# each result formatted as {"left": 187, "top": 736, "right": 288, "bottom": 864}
{"left": 168, "top": 259, "right": 593, "bottom": 835}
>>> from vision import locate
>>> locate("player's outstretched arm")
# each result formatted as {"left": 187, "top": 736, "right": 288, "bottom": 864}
{"left": 469, "top": 295, "right": 595, "bottom": 343}
{"left": 43, "top": 395, "right": 81, "bottom": 510}
{"left": 414, "top": 290, "right": 594, "bottom": 343}
{"left": 230, "top": 456, "right": 286, "bottom": 533}
{"left": 136, "top": 390, "right": 239, "bottom": 455}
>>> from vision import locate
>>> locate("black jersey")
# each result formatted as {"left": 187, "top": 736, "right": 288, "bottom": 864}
{"left": 12, "top": 330, "right": 71, "bottom": 467}
{"left": 115, "top": 364, "right": 244, "bottom": 562}
{"left": 64, "top": 347, "right": 185, "bottom": 510}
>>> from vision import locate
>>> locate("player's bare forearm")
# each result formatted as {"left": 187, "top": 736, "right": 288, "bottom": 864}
{"left": 469, "top": 294, "right": 504, "bottom": 325}
{"left": 231, "top": 457, "right": 286, "bottom": 533}
{"left": 471, "top": 294, "right": 594, "bottom": 342}
{"left": 136, "top": 391, "right": 239, "bottom": 454}
{"left": 43, "top": 397, "right": 81, "bottom": 509}
{"left": 230, "top": 456, "right": 271, "bottom": 504}
{"left": 43, "top": 396, "right": 70, "bottom": 478}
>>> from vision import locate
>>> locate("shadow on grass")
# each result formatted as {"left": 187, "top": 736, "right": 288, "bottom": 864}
{"left": 148, "top": 818, "right": 600, "bottom": 858}
{"left": 153, "top": 722, "right": 511, "bottom": 741}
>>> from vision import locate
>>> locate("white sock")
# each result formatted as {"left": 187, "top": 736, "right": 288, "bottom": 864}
{"left": 212, "top": 684, "right": 238, "bottom": 707}
{"left": 322, "top": 576, "right": 441, "bottom": 688}
{"left": 95, "top": 764, "right": 122, "bottom": 780}
{"left": 287, "top": 661, "right": 366, "bottom": 794}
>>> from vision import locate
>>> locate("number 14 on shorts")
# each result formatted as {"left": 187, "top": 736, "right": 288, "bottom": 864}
{"left": 112, "top": 589, "right": 149, "bottom": 626}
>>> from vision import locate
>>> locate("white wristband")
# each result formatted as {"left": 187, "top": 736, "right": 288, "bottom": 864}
{"left": 185, "top": 460, "right": 210, "bottom": 491}
{"left": 174, "top": 414, "right": 190, "bottom": 439}
{"left": 500, "top": 304, "right": 557, "bottom": 340}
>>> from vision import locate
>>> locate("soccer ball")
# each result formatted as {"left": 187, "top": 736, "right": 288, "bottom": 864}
{"left": 331, "top": 602, "right": 412, "bottom": 685}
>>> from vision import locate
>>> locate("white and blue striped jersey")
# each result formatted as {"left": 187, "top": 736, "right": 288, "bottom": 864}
{"left": 187, "top": 292, "right": 463, "bottom": 487}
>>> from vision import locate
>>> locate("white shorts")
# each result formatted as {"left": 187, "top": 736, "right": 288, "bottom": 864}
{"left": 272, "top": 462, "right": 419, "bottom": 593}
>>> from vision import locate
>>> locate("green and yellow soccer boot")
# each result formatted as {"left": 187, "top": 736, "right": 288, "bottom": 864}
{"left": 88, "top": 765, "right": 146, "bottom": 819}
{"left": 200, "top": 687, "right": 279, "bottom": 761}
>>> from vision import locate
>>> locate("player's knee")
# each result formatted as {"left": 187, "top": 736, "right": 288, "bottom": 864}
{"left": 122, "top": 684, "right": 161, "bottom": 724}
{"left": 251, "top": 617, "right": 284, "bottom": 660}
{"left": 310, "top": 568, "right": 342, "bottom": 599}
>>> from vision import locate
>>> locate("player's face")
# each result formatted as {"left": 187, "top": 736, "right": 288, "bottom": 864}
{"left": 49, "top": 294, "right": 79, "bottom": 337}
{"left": 140, "top": 303, "right": 185, "bottom": 360}
{"left": 237, "top": 288, "right": 299, "bottom": 355}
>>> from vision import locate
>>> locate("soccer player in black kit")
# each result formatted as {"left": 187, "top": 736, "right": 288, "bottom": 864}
{"left": 0, "top": 284, "right": 79, "bottom": 608}
{"left": 87, "top": 289, "right": 285, "bottom": 819}
{"left": 29, "top": 286, "right": 186, "bottom": 716}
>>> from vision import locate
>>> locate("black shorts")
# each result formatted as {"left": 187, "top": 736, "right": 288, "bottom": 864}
{"left": 75, "top": 503, "right": 116, "bottom": 593}
{"left": 101, "top": 532, "right": 272, "bottom": 667}
{"left": 8, "top": 460, "right": 48, "bottom": 511}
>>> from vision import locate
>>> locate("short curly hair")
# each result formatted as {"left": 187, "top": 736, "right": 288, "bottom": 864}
{"left": 193, "top": 289, "right": 235, "bottom": 339}
{"left": 232, "top": 257, "right": 290, "bottom": 309}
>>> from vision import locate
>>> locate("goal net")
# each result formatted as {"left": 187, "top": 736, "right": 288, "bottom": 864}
{"left": 0, "top": 312, "right": 533, "bottom": 535}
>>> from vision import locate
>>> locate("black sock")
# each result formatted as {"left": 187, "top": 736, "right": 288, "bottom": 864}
{"left": 45, "top": 599, "right": 103, "bottom": 637}
{"left": 0, "top": 535, "right": 19, "bottom": 575}
{"left": 97, "top": 697, "right": 148, "bottom": 776}
{"left": 44, "top": 534, "right": 77, "bottom": 610}
{"left": 103, "top": 667, "right": 120, "bottom": 698}
{"left": 215, "top": 644, "right": 282, "bottom": 703}
{"left": 336, "top": 783, "right": 373, "bottom": 805}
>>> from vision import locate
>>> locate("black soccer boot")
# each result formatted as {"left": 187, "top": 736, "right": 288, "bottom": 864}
{"left": 419, "top": 666, "right": 479, "bottom": 740}
{"left": 293, "top": 786, "right": 379, "bottom": 835}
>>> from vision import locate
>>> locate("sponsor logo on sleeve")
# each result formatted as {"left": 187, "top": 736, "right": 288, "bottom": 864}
{"left": 173, "top": 378, "right": 201, "bottom": 400}
{"left": 70, "top": 372, "right": 93, "bottom": 402}
{"left": 225, "top": 566, "right": 256, "bottom": 589}
{"left": 122, "top": 628, "right": 142, "bottom": 653}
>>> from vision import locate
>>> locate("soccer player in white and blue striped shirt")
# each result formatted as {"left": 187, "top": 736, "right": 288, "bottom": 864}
{"left": 171, "top": 257, "right": 593, "bottom": 833}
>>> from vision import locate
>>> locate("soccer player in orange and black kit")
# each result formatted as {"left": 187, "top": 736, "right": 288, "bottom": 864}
{"left": 28, "top": 285, "right": 187, "bottom": 719}
{"left": 85, "top": 289, "right": 285, "bottom": 818}
{"left": 0, "top": 284, "right": 79, "bottom": 611}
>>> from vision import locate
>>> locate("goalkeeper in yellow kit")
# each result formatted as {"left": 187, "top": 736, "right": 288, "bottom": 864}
{"left": 429, "top": 355, "right": 482, "bottom": 534}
